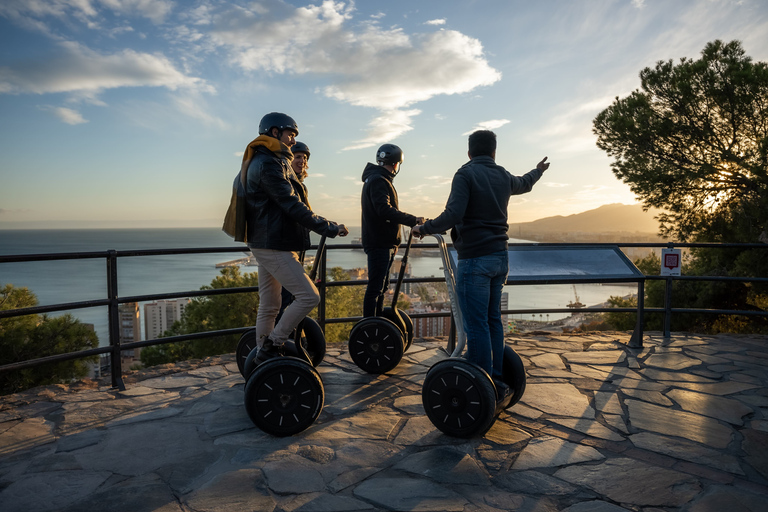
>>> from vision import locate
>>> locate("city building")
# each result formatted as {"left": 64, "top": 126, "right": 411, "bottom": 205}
{"left": 118, "top": 302, "right": 141, "bottom": 368}
{"left": 144, "top": 298, "right": 189, "bottom": 340}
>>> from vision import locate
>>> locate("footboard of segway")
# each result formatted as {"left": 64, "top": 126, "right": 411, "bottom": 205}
{"left": 243, "top": 357, "right": 324, "bottom": 437}
{"left": 348, "top": 316, "right": 405, "bottom": 373}
{"left": 421, "top": 358, "right": 497, "bottom": 438}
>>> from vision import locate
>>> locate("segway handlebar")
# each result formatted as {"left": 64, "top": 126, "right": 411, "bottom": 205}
{"left": 430, "top": 234, "right": 465, "bottom": 357}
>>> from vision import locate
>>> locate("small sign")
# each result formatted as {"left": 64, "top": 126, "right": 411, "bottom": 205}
{"left": 660, "top": 248, "right": 682, "bottom": 276}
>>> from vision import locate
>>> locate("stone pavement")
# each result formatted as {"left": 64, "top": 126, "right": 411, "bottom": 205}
{"left": 1, "top": 332, "right": 767, "bottom": 512}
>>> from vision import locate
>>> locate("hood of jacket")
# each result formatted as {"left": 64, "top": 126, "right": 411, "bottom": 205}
{"left": 361, "top": 162, "right": 395, "bottom": 183}
{"left": 240, "top": 134, "right": 294, "bottom": 186}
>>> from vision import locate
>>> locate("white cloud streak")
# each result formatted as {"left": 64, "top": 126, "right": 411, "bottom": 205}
{"left": 208, "top": 1, "right": 501, "bottom": 148}
{"left": 0, "top": 41, "right": 211, "bottom": 95}
{"left": 462, "top": 119, "right": 510, "bottom": 136}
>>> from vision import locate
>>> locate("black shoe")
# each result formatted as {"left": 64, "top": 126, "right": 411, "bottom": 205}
{"left": 493, "top": 380, "right": 512, "bottom": 402}
{"left": 255, "top": 337, "right": 284, "bottom": 365}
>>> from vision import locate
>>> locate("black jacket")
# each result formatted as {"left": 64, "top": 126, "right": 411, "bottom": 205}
{"left": 361, "top": 163, "right": 418, "bottom": 249}
{"left": 245, "top": 143, "right": 340, "bottom": 251}
{"left": 421, "top": 156, "right": 543, "bottom": 259}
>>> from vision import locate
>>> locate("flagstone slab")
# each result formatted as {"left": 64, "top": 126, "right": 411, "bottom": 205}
{"left": 626, "top": 400, "right": 733, "bottom": 448}
{"left": 183, "top": 469, "right": 275, "bottom": 512}
{"left": 644, "top": 353, "right": 702, "bottom": 370}
{"left": 547, "top": 417, "right": 625, "bottom": 441}
{"left": 263, "top": 456, "right": 326, "bottom": 493}
{"left": 139, "top": 375, "right": 209, "bottom": 389}
{"left": 512, "top": 436, "right": 604, "bottom": 470}
{"left": 594, "top": 391, "right": 623, "bottom": 415}
{"left": 741, "top": 428, "right": 768, "bottom": 481}
{"left": 601, "top": 414, "right": 630, "bottom": 434}
{"left": 667, "top": 389, "right": 753, "bottom": 425}
{"left": 393, "top": 446, "right": 491, "bottom": 485}
{"left": 531, "top": 353, "right": 567, "bottom": 369}
{"left": 630, "top": 432, "right": 743, "bottom": 474}
{"left": 662, "top": 380, "right": 759, "bottom": 396}
{"left": 0, "top": 417, "right": 55, "bottom": 456}
{"left": 620, "top": 389, "right": 673, "bottom": 406}
{"left": 563, "top": 351, "right": 626, "bottom": 365}
{"left": 563, "top": 501, "right": 632, "bottom": 512}
{"left": 494, "top": 469, "right": 579, "bottom": 496}
{"left": 685, "top": 484, "right": 768, "bottom": 512}
{"left": 554, "top": 458, "right": 701, "bottom": 507}
{"left": 638, "top": 369, "right": 718, "bottom": 383}
{"left": 354, "top": 477, "right": 468, "bottom": 511}
{"left": 0, "top": 469, "right": 112, "bottom": 512}
{"left": 521, "top": 383, "right": 595, "bottom": 419}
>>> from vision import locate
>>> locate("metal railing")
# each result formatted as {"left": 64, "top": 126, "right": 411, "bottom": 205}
{"left": 1, "top": 241, "right": 766, "bottom": 390}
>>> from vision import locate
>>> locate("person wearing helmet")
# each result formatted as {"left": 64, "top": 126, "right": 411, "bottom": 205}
{"left": 360, "top": 143, "right": 425, "bottom": 317}
{"left": 240, "top": 113, "right": 348, "bottom": 364}
{"left": 291, "top": 141, "right": 310, "bottom": 183}
{"left": 279, "top": 140, "right": 312, "bottom": 314}
{"left": 413, "top": 130, "right": 550, "bottom": 400}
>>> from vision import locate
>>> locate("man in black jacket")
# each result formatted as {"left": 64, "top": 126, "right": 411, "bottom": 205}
{"left": 360, "top": 144, "right": 424, "bottom": 317}
{"left": 242, "top": 113, "right": 348, "bottom": 363}
{"left": 413, "top": 130, "right": 549, "bottom": 398}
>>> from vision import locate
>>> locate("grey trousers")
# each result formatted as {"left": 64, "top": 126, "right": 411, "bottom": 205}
{"left": 250, "top": 248, "right": 319, "bottom": 346}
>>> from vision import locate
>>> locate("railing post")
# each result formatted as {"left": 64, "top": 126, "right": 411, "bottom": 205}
{"left": 106, "top": 250, "right": 125, "bottom": 390}
{"left": 317, "top": 245, "right": 327, "bottom": 331}
{"left": 629, "top": 280, "right": 645, "bottom": 349}
{"left": 663, "top": 276, "right": 673, "bottom": 339}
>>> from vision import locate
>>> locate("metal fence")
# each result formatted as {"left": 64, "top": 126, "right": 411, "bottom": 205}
{"left": 1, "top": 241, "right": 766, "bottom": 390}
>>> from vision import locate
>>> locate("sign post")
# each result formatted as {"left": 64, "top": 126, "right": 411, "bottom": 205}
{"left": 660, "top": 248, "right": 682, "bottom": 338}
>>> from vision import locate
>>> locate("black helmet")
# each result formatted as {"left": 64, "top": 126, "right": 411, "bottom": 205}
{"left": 258, "top": 112, "right": 299, "bottom": 137}
{"left": 376, "top": 144, "right": 404, "bottom": 166}
{"left": 292, "top": 141, "right": 310, "bottom": 160}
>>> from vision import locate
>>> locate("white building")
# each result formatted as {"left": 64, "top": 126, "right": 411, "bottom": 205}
{"left": 144, "top": 298, "right": 189, "bottom": 340}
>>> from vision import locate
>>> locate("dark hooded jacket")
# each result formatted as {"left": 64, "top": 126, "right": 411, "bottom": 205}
{"left": 420, "top": 156, "right": 543, "bottom": 259}
{"left": 244, "top": 135, "right": 340, "bottom": 251}
{"left": 360, "top": 163, "right": 418, "bottom": 249}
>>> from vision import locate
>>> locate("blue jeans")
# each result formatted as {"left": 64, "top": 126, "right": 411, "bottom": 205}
{"left": 364, "top": 247, "right": 396, "bottom": 317}
{"left": 456, "top": 251, "right": 508, "bottom": 380}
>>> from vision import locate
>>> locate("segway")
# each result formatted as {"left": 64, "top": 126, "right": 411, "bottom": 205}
{"left": 348, "top": 231, "right": 415, "bottom": 373}
{"left": 421, "top": 234, "right": 527, "bottom": 438}
{"left": 240, "top": 237, "right": 328, "bottom": 437}
{"left": 236, "top": 237, "right": 328, "bottom": 377}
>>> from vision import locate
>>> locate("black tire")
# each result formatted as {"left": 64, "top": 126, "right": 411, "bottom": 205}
{"left": 348, "top": 317, "right": 405, "bottom": 374}
{"left": 243, "top": 357, "right": 324, "bottom": 437}
{"left": 502, "top": 345, "right": 527, "bottom": 409}
{"left": 236, "top": 329, "right": 258, "bottom": 378}
{"left": 422, "top": 358, "right": 497, "bottom": 438}
{"left": 295, "top": 317, "right": 325, "bottom": 367}
{"left": 399, "top": 309, "right": 414, "bottom": 352}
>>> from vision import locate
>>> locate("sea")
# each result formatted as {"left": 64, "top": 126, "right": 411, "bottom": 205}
{"left": 0, "top": 228, "right": 637, "bottom": 346}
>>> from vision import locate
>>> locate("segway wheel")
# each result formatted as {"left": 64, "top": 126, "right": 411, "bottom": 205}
{"left": 502, "top": 345, "right": 527, "bottom": 409}
{"left": 348, "top": 317, "right": 405, "bottom": 374}
{"left": 295, "top": 317, "right": 326, "bottom": 367}
{"left": 244, "top": 357, "right": 324, "bottom": 437}
{"left": 422, "top": 358, "right": 497, "bottom": 438}
{"left": 236, "top": 329, "right": 258, "bottom": 378}
{"left": 399, "top": 309, "right": 414, "bottom": 352}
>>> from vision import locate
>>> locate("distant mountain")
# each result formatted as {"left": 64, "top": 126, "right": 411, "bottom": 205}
{"left": 509, "top": 203, "right": 663, "bottom": 238}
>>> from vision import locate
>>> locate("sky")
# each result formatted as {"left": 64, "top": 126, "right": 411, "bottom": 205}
{"left": 1, "top": 0, "right": 767, "bottom": 230}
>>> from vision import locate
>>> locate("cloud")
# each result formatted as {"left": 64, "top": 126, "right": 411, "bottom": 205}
{"left": 425, "top": 19, "right": 446, "bottom": 26}
{"left": 209, "top": 1, "right": 501, "bottom": 148}
{"left": 462, "top": 119, "right": 510, "bottom": 136}
{"left": 0, "top": 0, "right": 173, "bottom": 26}
{"left": 0, "top": 41, "right": 211, "bottom": 95}
{"left": 39, "top": 105, "right": 88, "bottom": 124}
